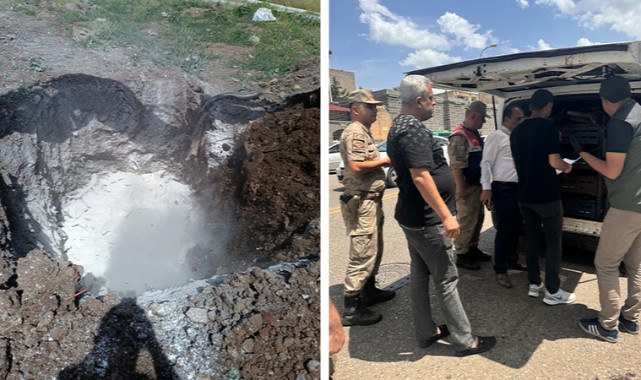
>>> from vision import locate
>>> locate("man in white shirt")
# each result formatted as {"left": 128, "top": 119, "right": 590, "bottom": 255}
{"left": 480, "top": 105, "right": 525, "bottom": 288}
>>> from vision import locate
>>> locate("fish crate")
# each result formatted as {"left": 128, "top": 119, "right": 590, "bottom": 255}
{"left": 560, "top": 124, "right": 605, "bottom": 146}
{"left": 560, "top": 174, "right": 604, "bottom": 197}
{"left": 562, "top": 197, "right": 606, "bottom": 221}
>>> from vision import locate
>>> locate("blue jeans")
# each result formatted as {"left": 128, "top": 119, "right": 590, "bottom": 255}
{"left": 519, "top": 201, "right": 563, "bottom": 294}
{"left": 400, "top": 223, "right": 475, "bottom": 350}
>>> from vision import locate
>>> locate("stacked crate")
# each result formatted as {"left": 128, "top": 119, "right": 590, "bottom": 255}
{"left": 559, "top": 115, "right": 608, "bottom": 221}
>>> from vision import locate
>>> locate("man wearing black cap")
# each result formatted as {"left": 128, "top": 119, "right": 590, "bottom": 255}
{"left": 338, "top": 89, "right": 394, "bottom": 326}
{"left": 573, "top": 76, "right": 641, "bottom": 342}
{"left": 448, "top": 100, "right": 493, "bottom": 270}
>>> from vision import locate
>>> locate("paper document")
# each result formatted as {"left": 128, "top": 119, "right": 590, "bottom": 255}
{"left": 556, "top": 157, "right": 582, "bottom": 175}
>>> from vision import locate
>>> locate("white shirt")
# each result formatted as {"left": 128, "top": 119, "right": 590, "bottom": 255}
{"left": 480, "top": 125, "right": 519, "bottom": 190}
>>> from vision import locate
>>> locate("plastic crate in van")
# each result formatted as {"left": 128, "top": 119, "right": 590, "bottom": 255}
{"left": 562, "top": 197, "right": 605, "bottom": 221}
{"left": 560, "top": 174, "right": 604, "bottom": 197}
{"left": 560, "top": 124, "right": 605, "bottom": 146}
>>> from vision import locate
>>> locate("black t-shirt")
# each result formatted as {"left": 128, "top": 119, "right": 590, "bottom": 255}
{"left": 510, "top": 117, "right": 561, "bottom": 203}
{"left": 605, "top": 118, "right": 634, "bottom": 153}
{"left": 387, "top": 114, "right": 456, "bottom": 227}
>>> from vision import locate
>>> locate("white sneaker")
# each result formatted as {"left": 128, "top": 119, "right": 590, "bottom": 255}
{"left": 528, "top": 283, "right": 544, "bottom": 298}
{"left": 543, "top": 289, "right": 576, "bottom": 305}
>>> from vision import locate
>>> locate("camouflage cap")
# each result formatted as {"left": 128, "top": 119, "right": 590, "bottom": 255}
{"left": 467, "top": 100, "right": 489, "bottom": 117}
{"left": 347, "top": 89, "right": 383, "bottom": 105}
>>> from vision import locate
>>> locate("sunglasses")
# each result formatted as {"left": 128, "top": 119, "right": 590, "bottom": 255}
{"left": 364, "top": 103, "right": 378, "bottom": 110}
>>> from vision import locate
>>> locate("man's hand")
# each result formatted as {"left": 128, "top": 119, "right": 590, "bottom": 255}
{"left": 570, "top": 133, "right": 584, "bottom": 154}
{"left": 381, "top": 156, "right": 392, "bottom": 167}
{"left": 480, "top": 190, "right": 492, "bottom": 207}
{"left": 443, "top": 216, "right": 460, "bottom": 239}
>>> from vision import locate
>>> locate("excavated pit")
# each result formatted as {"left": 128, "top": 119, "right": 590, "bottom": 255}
{"left": 0, "top": 74, "right": 252, "bottom": 295}
{"left": 0, "top": 73, "right": 320, "bottom": 378}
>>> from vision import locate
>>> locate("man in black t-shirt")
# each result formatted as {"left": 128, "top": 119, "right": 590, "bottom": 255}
{"left": 510, "top": 89, "right": 576, "bottom": 305}
{"left": 386, "top": 74, "right": 496, "bottom": 357}
{"left": 575, "top": 76, "right": 641, "bottom": 342}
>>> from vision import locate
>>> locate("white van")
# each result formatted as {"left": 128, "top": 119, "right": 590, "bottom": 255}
{"left": 408, "top": 41, "right": 641, "bottom": 250}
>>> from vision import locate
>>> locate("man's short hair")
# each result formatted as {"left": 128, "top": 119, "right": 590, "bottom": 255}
{"left": 530, "top": 89, "right": 554, "bottom": 110}
{"left": 600, "top": 76, "right": 631, "bottom": 103}
{"left": 503, "top": 105, "right": 522, "bottom": 121}
{"left": 399, "top": 75, "right": 431, "bottom": 106}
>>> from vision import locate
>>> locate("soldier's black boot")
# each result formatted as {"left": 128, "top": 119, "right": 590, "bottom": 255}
{"left": 362, "top": 277, "right": 396, "bottom": 306}
{"left": 342, "top": 294, "right": 382, "bottom": 326}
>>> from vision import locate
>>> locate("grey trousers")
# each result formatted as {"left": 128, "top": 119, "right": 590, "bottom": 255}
{"left": 400, "top": 223, "right": 475, "bottom": 350}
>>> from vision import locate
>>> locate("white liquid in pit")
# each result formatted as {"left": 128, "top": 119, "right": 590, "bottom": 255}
{"left": 62, "top": 171, "right": 226, "bottom": 296}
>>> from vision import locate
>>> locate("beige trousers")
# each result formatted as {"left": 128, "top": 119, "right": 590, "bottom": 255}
{"left": 454, "top": 185, "right": 484, "bottom": 255}
{"left": 595, "top": 207, "right": 641, "bottom": 330}
{"left": 341, "top": 197, "right": 384, "bottom": 295}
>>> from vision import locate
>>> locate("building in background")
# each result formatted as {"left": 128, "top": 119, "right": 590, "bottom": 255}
{"left": 328, "top": 69, "right": 497, "bottom": 145}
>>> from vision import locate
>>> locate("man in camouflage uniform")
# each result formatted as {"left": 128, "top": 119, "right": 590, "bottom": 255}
{"left": 448, "top": 101, "right": 493, "bottom": 270}
{"left": 339, "top": 89, "right": 395, "bottom": 326}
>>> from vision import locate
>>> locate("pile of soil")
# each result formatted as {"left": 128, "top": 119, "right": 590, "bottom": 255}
{"left": 0, "top": 2, "right": 320, "bottom": 378}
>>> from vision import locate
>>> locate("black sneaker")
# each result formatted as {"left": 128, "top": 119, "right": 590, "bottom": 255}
{"left": 468, "top": 246, "right": 492, "bottom": 262}
{"left": 455, "top": 336, "right": 497, "bottom": 357}
{"left": 579, "top": 318, "right": 618, "bottom": 343}
{"left": 456, "top": 255, "right": 481, "bottom": 270}
{"left": 619, "top": 314, "right": 639, "bottom": 335}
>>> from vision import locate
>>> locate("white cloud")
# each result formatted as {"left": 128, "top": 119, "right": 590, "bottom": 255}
{"left": 535, "top": 0, "right": 577, "bottom": 14}
{"left": 357, "top": 0, "right": 496, "bottom": 69}
{"left": 437, "top": 12, "right": 492, "bottom": 49}
{"left": 537, "top": 39, "right": 552, "bottom": 50}
{"left": 533, "top": 0, "right": 641, "bottom": 39}
{"left": 576, "top": 37, "right": 597, "bottom": 46}
{"left": 516, "top": 0, "right": 529, "bottom": 8}
{"left": 358, "top": 0, "right": 450, "bottom": 51}
{"left": 400, "top": 49, "right": 461, "bottom": 69}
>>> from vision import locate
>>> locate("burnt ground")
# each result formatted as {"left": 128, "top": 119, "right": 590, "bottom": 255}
{"left": 0, "top": 2, "right": 320, "bottom": 379}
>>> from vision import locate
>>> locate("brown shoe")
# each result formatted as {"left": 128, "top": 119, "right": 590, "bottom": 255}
{"left": 496, "top": 273, "right": 512, "bottom": 289}
{"left": 508, "top": 262, "right": 527, "bottom": 271}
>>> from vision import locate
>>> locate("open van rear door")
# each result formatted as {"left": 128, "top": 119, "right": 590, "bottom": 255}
{"left": 407, "top": 41, "right": 641, "bottom": 97}
{"left": 407, "top": 41, "right": 641, "bottom": 250}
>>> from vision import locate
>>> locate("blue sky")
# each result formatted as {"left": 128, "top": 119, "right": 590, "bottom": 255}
{"left": 329, "top": 0, "right": 641, "bottom": 92}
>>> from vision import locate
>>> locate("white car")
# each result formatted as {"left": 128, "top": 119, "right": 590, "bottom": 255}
{"left": 328, "top": 142, "right": 341, "bottom": 173}
{"left": 336, "top": 136, "right": 449, "bottom": 188}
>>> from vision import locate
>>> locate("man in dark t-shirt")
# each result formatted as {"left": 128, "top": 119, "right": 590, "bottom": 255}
{"left": 510, "top": 89, "right": 575, "bottom": 305}
{"left": 386, "top": 74, "right": 496, "bottom": 357}
{"left": 575, "top": 76, "right": 641, "bottom": 342}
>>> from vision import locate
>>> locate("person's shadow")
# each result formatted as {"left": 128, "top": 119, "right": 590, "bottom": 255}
{"left": 59, "top": 298, "right": 178, "bottom": 379}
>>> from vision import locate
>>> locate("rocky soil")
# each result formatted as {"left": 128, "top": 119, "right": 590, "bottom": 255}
{"left": 0, "top": 2, "right": 320, "bottom": 378}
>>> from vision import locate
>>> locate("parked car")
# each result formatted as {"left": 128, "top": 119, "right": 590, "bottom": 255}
{"left": 336, "top": 136, "right": 449, "bottom": 188}
{"left": 328, "top": 142, "right": 341, "bottom": 173}
{"left": 408, "top": 40, "right": 641, "bottom": 250}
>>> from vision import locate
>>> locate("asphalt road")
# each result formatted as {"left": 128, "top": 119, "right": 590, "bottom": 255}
{"left": 328, "top": 173, "right": 641, "bottom": 379}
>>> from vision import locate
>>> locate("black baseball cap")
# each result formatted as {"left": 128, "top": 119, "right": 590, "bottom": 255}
{"left": 599, "top": 76, "right": 631, "bottom": 103}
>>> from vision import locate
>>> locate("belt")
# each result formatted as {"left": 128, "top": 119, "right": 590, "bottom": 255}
{"left": 361, "top": 192, "right": 382, "bottom": 201}
{"left": 492, "top": 181, "right": 518, "bottom": 187}
{"left": 340, "top": 191, "right": 383, "bottom": 203}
